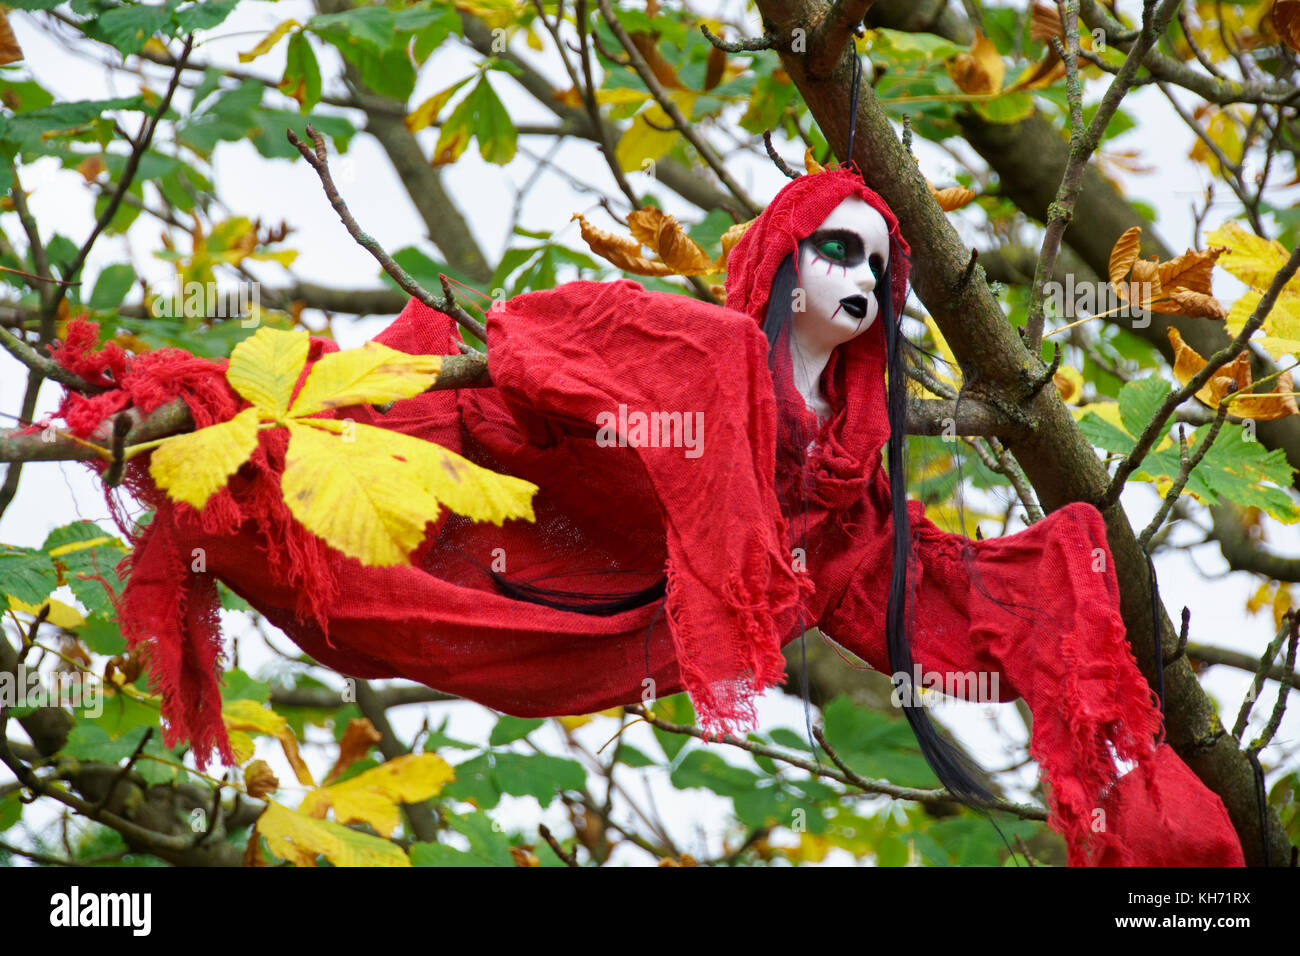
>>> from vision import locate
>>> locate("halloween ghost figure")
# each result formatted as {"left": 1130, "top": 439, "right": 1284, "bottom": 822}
{"left": 57, "top": 169, "right": 1245, "bottom": 866}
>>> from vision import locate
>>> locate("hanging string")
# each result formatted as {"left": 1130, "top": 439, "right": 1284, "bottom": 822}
{"left": 845, "top": 52, "right": 863, "bottom": 167}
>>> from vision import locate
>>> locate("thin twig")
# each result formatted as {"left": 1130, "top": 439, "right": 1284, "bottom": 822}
{"left": 763, "top": 130, "right": 801, "bottom": 180}
{"left": 51, "top": 36, "right": 194, "bottom": 318}
{"left": 625, "top": 705, "right": 1047, "bottom": 821}
{"left": 286, "top": 124, "right": 484, "bottom": 350}
{"left": 596, "top": 0, "right": 759, "bottom": 217}
{"left": 538, "top": 823, "right": 580, "bottom": 866}
{"left": 1138, "top": 404, "right": 1228, "bottom": 550}
{"left": 699, "top": 23, "right": 775, "bottom": 52}
{"left": 1232, "top": 614, "right": 1293, "bottom": 741}
{"left": 1248, "top": 615, "right": 1298, "bottom": 755}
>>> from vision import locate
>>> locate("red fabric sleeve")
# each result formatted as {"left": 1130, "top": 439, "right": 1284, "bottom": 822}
{"left": 819, "top": 495, "right": 1244, "bottom": 866}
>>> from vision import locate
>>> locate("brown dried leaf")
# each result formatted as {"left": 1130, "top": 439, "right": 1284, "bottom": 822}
{"left": 0, "top": 12, "right": 23, "bottom": 66}
{"left": 1112, "top": 227, "right": 1227, "bottom": 317}
{"left": 1030, "top": 2, "right": 1065, "bottom": 43}
{"left": 571, "top": 212, "right": 676, "bottom": 276}
{"left": 626, "top": 207, "right": 716, "bottom": 275}
{"left": 704, "top": 44, "right": 726, "bottom": 90}
{"left": 947, "top": 30, "right": 1005, "bottom": 96}
{"left": 929, "top": 183, "right": 977, "bottom": 211}
{"left": 1167, "top": 327, "right": 1297, "bottom": 419}
{"left": 510, "top": 846, "right": 541, "bottom": 867}
{"left": 323, "top": 717, "right": 382, "bottom": 786}
{"left": 244, "top": 759, "right": 280, "bottom": 800}
{"left": 1108, "top": 226, "right": 1142, "bottom": 287}
{"left": 76, "top": 155, "right": 106, "bottom": 183}
{"left": 630, "top": 32, "right": 682, "bottom": 89}
{"left": 1167, "top": 288, "right": 1228, "bottom": 320}
{"left": 1273, "top": 0, "right": 1300, "bottom": 53}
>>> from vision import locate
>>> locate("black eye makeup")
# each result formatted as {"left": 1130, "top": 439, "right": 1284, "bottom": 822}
{"left": 807, "top": 229, "right": 865, "bottom": 267}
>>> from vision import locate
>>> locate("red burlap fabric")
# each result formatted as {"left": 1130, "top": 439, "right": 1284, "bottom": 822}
{"left": 54, "top": 169, "right": 1242, "bottom": 865}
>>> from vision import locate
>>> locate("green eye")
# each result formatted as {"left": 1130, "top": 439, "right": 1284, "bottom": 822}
{"left": 817, "top": 239, "right": 847, "bottom": 261}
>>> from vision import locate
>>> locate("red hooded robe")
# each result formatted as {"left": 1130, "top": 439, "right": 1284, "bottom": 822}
{"left": 56, "top": 169, "right": 1243, "bottom": 866}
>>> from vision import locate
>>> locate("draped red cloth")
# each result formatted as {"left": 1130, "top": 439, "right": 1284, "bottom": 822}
{"left": 54, "top": 169, "right": 1242, "bottom": 865}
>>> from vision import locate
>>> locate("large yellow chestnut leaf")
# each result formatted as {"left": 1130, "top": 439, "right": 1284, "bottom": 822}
{"left": 225, "top": 327, "right": 310, "bottom": 417}
{"left": 256, "top": 802, "right": 411, "bottom": 867}
{"left": 299, "top": 754, "right": 455, "bottom": 837}
{"left": 289, "top": 341, "right": 443, "bottom": 417}
{"left": 281, "top": 421, "right": 447, "bottom": 567}
{"left": 149, "top": 407, "right": 261, "bottom": 509}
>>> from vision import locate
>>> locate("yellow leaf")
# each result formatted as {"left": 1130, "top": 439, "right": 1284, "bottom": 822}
{"left": 256, "top": 802, "right": 410, "bottom": 867}
{"left": 226, "top": 327, "right": 310, "bottom": 418}
{"left": 281, "top": 422, "right": 445, "bottom": 567}
{"left": 921, "top": 315, "right": 960, "bottom": 393}
{"left": 282, "top": 421, "right": 536, "bottom": 567}
{"left": 1206, "top": 222, "right": 1298, "bottom": 294}
{"left": 614, "top": 93, "right": 695, "bottom": 172}
{"left": 718, "top": 219, "right": 754, "bottom": 271}
{"left": 595, "top": 87, "right": 651, "bottom": 106}
{"left": 1226, "top": 289, "right": 1300, "bottom": 338}
{"left": 6, "top": 595, "right": 84, "bottom": 629}
{"left": 222, "top": 698, "right": 315, "bottom": 785}
{"left": 149, "top": 407, "right": 262, "bottom": 510}
{"left": 238, "top": 19, "right": 299, "bottom": 63}
{"left": 300, "top": 754, "right": 454, "bottom": 836}
{"left": 1188, "top": 106, "right": 1247, "bottom": 176}
{"left": 1053, "top": 365, "right": 1084, "bottom": 404}
{"left": 290, "top": 343, "right": 443, "bottom": 417}
{"left": 405, "top": 77, "right": 471, "bottom": 133}
{"left": 804, "top": 148, "right": 824, "bottom": 175}
{"left": 947, "top": 30, "right": 1004, "bottom": 95}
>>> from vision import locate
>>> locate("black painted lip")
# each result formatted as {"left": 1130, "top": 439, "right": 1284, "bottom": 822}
{"left": 839, "top": 295, "right": 868, "bottom": 319}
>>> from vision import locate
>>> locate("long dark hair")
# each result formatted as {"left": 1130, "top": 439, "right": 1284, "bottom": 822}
{"left": 763, "top": 242, "right": 993, "bottom": 807}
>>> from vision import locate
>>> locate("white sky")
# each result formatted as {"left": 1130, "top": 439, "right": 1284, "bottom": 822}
{"left": 0, "top": 1, "right": 1295, "bottom": 864}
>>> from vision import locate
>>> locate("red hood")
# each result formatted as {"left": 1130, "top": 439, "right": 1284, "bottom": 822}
{"left": 724, "top": 168, "right": 911, "bottom": 504}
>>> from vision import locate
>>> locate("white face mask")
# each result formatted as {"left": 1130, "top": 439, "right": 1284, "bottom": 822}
{"left": 791, "top": 196, "right": 891, "bottom": 360}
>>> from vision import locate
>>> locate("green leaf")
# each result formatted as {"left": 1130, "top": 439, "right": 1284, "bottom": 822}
{"left": 90, "top": 3, "right": 173, "bottom": 56}
{"left": 972, "top": 92, "right": 1035, "bottom": 124}
{"left": 221, "top": 669, "right": 270, "bottom": 704}
{"left": 1078, "top": 410, "right": 1135, "bottom": 455}
{"left": 173, "top": 0, "right": 239, "bottom": 33}
{"left": 0, "top": 791, "right": 21, "bottom": 831}
{"left": 1118, "top": 376, "right": 1172, "bottom": 441}
{"left": 412, "top": 811, "right": 515, "bottom": 867}
{"left": 489, "top": 714, "right": 544, "bottom": 746}
{"left": 670, "top": 749, "right": 760, "bottom": 797}
{"left": 821, "top": 696, "right": 941, "bottom": 788}
{"left": 651, "top": 693, "right": 694, "bottom": 762}
{"left": 0, "top": 548, "right": 55, "bottom": 604}
{"left": 281, "top": 32, "right": 322, "bottom": 113}
{"left": 435, "top": 75, "right": 516, "bottom": 166}
{"left": 444, "top": 752, "right": 585, "bottom": 809}
{"left": 616, "top": 744, "right": 657, "bottom": 768}
{"left": 79, "top": 614, "right": 126, "bottom": 656}
{"left": 63, "top": 723, "right": 148, "bottom": 763}
{"left": 88, "top": 264, "right": 137, "bottom": 310}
